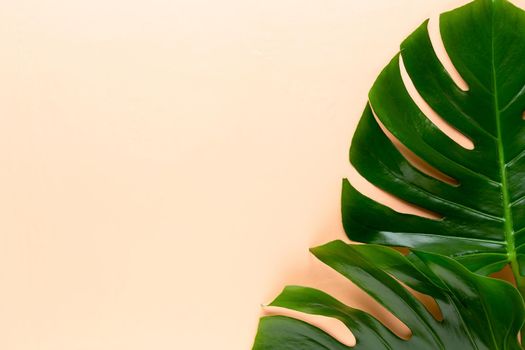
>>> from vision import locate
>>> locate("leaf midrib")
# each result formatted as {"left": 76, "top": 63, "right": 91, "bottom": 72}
{"left": 490, "top": 3, "right": 517, "bottom": 286}
{"left": 490, "top": 5, "right": 510, "bottom": 349}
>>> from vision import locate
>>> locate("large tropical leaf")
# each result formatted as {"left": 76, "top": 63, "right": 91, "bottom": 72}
{"left": 343, "top": 0, "right": 525, "bottom": 285}
{"left": 253, "top": 241, "right": 525, "bottom": 349}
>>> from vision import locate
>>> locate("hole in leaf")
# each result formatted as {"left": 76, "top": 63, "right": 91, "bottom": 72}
{"left": 349, "top": 166, "right": 443, "bottom": 220}
{"left": 403, "top": 283, "right": 443, "bottom": 322}
{"left": 395, "top": 247, "right": 410, "bottom": 256}
{"left": 262, "top": 306, "right": 357, "bottom": 347}
{"left": 388, "top": 272, "right": 443, "bottom": 322}
{"left": 399, "top": 56, "right": 475, "bottom": 150}
{"left": 371, "top": 108, "right": 459, "bottom": 188}
{"left": 490, "top": 264, "right": 514, "bottom": 284}
{"left": 427, "top": 16, "right": 469, "bottom": 92}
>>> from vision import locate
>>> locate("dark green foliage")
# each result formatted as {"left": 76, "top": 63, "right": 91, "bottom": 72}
{"left": 253, "top": 1, "right": 525, "bottom": 348}
{"left": 253, "top": 242, "right": 524, "bottom": 349}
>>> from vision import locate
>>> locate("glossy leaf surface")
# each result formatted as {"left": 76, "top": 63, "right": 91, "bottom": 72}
{"left": 343, "top": 0, "right": 525, "bottom": 277}
{"left": 253, "top": 241, "right": 525, "bottom": 349}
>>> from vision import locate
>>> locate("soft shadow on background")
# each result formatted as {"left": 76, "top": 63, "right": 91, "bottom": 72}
{"left": 1, "top": 0, "right": 524, "bottom": 349}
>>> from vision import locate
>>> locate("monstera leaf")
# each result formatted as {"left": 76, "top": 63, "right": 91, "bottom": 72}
{"left": 253, "top": 241, "right": 525, "bottom": 349}
{"left": 344, "top": 0, "right": 525, "bottom": 290}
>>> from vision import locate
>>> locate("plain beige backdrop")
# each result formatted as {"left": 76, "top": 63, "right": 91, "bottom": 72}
{"left": 1, "top": 0, "right": 524, "bottom": 349}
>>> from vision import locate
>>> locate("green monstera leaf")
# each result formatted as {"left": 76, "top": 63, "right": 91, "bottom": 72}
{"left": 253, "top": 241, "right": 525, "bottom": 349}
{"left": 343, "top": 0, "right": 525, "bottom": 291}
{"left": 253, "top": 0, "right": 525, "bottom": 348}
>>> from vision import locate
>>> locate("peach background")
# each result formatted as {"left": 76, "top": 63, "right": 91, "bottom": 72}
{"left": 1, "top": 0, "right": 524, "bottom": 349}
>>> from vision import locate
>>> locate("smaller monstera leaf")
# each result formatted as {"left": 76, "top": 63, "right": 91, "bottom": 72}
{"left": 252, "top": 241, "right": 525, "bottom": 350}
